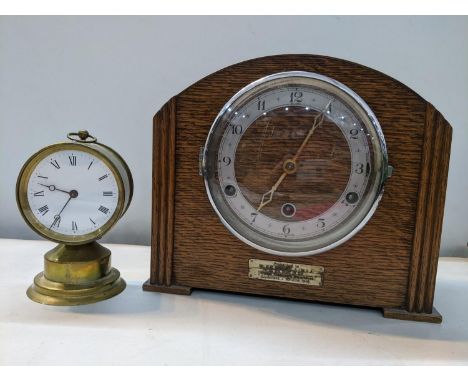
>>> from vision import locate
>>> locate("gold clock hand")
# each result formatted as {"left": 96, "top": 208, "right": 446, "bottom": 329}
{"left": 257, "top": 172, "right": 288, "bottom": 211}
{"left": 256, "top": 101, "right": 332, "bottom": 212}
{"left": 291, "top": 100, "right": 331, "bottom": 162}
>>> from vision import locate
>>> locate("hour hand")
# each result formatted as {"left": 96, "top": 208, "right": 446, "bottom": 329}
{"left": 257, "top": 189, "right": 275, "bottom": 212}
{"left": 39, "top": 183, "right": 71, "bottom": 195}
{"left": 257, "top": 172, "right": 288, "bottom": 212}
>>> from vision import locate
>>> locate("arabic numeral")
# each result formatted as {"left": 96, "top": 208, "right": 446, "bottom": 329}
{"left": 350, "top": 129, "right": 359, "bottom": 139}
{"left": 317, "top": 218, "right": 325, "bottom": 228}
{"left": 355, "top": 163, "right": 364, "bottom": 174}
{"left": 283, "top": 224, "right": 291, "bottom": 235}
{"left": 230, "top": 124, "right": 243, "bottom": 135}
{"left": 290, "top": 91, "right": 303, "bottom": 103}
{"left": 257, "top": 100, "right": 265, "bottom": 110}
{"left": 250, "top": 212, "right": 258, "bottom": 224}
{"left": 222, "top": 156, "right": 231, "bottom": 166}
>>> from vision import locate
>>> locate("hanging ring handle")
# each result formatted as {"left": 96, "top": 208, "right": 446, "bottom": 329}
{"left": 67, "top": 130, "right": 97, "bottom": 143}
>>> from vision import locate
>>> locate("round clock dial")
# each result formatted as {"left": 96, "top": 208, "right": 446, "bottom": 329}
{"left": 17, "top": 142, "right": 130, "bottom": 244}
{"left": 203, "top": 71, "right": 389, "bottom": 256}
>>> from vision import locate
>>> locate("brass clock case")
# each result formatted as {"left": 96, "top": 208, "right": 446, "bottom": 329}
{"left": 16, "top": 141, "right": 132, "bottom": 245}
{"left": 16, "top": 131, "right": 133, "bottom": 306}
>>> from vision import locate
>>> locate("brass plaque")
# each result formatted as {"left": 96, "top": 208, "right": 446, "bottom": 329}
{"left": 248, "top": 259, "right": 324, "bottom": 286}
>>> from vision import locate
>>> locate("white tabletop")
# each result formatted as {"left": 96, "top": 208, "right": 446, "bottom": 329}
{"left": 1, "top": 238, "right": 467, "bottom": 365}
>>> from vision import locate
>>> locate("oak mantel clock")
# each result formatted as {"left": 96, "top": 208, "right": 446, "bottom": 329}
{"left": 143, "top": 55, "right": 452, "bottom": 323}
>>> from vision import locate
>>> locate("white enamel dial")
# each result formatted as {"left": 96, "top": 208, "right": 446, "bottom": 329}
{"left": 18, "top": 143, "right": 123, "bottom": 244}
{"left": 203, "top": 71, "right": 389, "bottom": 256}
{"left": 24, "top": 148, "right": 120, "bottom": 239}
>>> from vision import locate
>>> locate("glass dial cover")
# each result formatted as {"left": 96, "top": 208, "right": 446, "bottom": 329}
{"left": 203, "top": 71, "right": 388, "bottom": 256}
{"left": 17, "top": 143, "right": 125, "bottom": 244}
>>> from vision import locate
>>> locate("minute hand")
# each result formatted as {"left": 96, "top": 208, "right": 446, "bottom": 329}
{"left": 291, "top": 101, "right": 331, "bottom": 162}
{"left": 49, "top": 196, "right": 72, "bottom": 229}
{"left": 256, "top": 102, "right": 331, "bottom": 212}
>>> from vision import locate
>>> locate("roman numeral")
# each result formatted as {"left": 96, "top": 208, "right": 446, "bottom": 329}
{"left": 103, "top": 191, "right": 113, "bottom": 196}
{"left": 98, "top": 205, "right": 109, "bottom": 215}
{"left": 33, "top": 191, "right": 44, "bottom": 196}
{"left": 72, "top": 221, "right": 78, "bottom": 232}
{"left": 98, "top": 174, "right": 108, "bottom": 181}
{"left": 38, "top": 205, "right": 49, "bottom": 215}
{"left": 69, "top": 155, "right": 77, "bottom": 166}
{"left": 51, "top": 215, "right": 61, "bottom": 228}
{"left": 50, "top": 160, "right": 60, "bottom": 169}
{"left": 88, "top": 160, "right": 94, "bottom": 170}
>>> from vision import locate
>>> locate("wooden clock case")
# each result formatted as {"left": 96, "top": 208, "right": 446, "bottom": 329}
{"left": 143, "top": 54, "right": 452, "bottom": 323}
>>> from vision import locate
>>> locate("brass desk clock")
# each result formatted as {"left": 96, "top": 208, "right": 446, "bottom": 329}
{"left": 16, "top": 131, "right": 133, "bottom": 305}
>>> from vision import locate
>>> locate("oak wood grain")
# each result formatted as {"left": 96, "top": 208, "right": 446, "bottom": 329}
{"left": 407, "top": 103, "right": 452, "bottom": 313}
{"left": 383, "top": 307, "right": 442, "bottom": 324}
{"left": 150, "top": 97, "right": 177, "bottom": 286}
{"left": 145, "top": 55, "right": 452, "bottom": 322}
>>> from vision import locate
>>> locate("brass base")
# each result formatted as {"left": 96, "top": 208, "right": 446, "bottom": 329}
{"left": 27, "top": 268, "right": 126, "bottom": 306}
{"left": 27, "top": 241, "right": 126, "bottom": 306}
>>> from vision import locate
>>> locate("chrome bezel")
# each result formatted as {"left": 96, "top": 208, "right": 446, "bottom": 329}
{"left": 203, "top": 71, "right": 389, "bottom": 256}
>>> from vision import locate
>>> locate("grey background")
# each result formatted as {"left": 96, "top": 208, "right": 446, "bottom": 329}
{"left": 0, "top": 16, "right": 467, "bottom": 256}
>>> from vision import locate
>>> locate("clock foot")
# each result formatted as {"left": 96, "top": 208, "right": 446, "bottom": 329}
{"left": 27, "top": 268, "right": 126, "bottom": 306}
{"left": 382, "top": 307, "right": 442, "bottom": 324}
{"left": 142, "top": 279, "right": 192, "bottom": 295}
